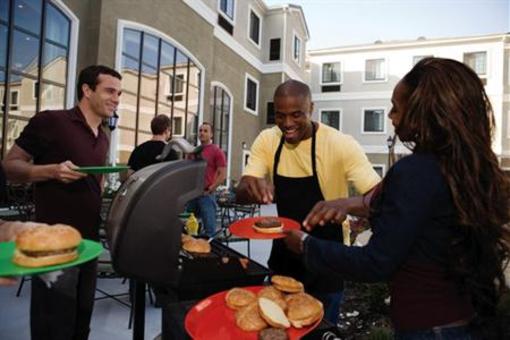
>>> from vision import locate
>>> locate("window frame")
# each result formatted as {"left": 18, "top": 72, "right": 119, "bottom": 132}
{"left": 218, "top": 0, "right": 235, "bottom": 25}
{"left": 361, "top": 107, "right": 387, "bottom": 134}
{"left": 247, "top": 5, "right": 262, "bottom": 49}
{"left": 9, "top": 89, "right": 19, "bottom": 111}
{"left": 363, "top": 58, "right": 387, "bottom": 83}
{"left": 244, "top": 72, "right": 259, "bottom": 115}
{"left": 319, "top": 108, "right": 342, "bottom": 131}
{"left": 463, "top": 51, "right": 488, "bottom": 79}
{"left": 320, "top": 62, "right": 342, "bottom": 85}
{"left": 292, "top": 31, "right": 302, "bottom": 66}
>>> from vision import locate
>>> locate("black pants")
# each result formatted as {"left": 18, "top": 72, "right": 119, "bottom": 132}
{"left": 30, "top": 260, "right": 97, "bottom": 340}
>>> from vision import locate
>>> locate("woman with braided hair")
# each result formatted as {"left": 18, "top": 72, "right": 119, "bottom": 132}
{"left": 285, "top": 57, "right": 510, "bottom": 339}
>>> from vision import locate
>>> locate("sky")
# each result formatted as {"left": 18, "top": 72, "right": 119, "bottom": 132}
{"left": 264, "top": 0, "right": 510, "bottom": 50}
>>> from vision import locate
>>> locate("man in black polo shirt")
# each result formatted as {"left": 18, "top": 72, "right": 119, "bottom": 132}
{"left": 4, "top": 65, "right": 122, "bottom": 340}
{"left": 126, "top": 114, "right": 179, "bottom": 176}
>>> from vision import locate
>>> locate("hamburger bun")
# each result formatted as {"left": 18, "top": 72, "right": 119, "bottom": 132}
{"left": 182, "top": 238, "right": 211, "bottom": 254}
{"left": 286, "top": 293, "right": 323, "bottom": 328}
{"left": 235, "top": 302, "right": 268, "bottom": 332}
{"left": 271, "top": 275, "right": 304, "bottom": 293}
{"left": 181, "top": 233, "right": 194, "bottom": 244}
{"left": 13, "top": 224, "right": 82, "bottom": 267}
{"left": 225, "top": 287, "right": 257, "bottom": 310}
{"left": 253, "top": 217, "right": 283, "bottom": 234}
{"left": 257, "top": 286, "right": 287, "bottom": 311}
{"left": 258, "top": 297, "right": 290, "bottom": 329}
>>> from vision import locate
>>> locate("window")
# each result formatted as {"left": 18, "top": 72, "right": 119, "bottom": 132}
{"left": 464, "top": 51, "right": 487, "bottom": 85}
{"left": 219, "top": 0, "right": 234, "bottom": 20}
{"left": 322, "top": 62, "right": 341, "bottom": 84}
{"left": 363, "top": 109, "right": 385, "bottom": 133}
{"left": 9, "top": 90, "right": 19, "bottom": 111}
{"left": 0, "top": 0, "right": 72, "bottom": 155}
{"left": 365, "top": 59, "right": 386, "bottom": 81}
{"left": 266, "top": 102, "right": 275, "bottom": 124}
{"left": 173, "top": 117, "right": 183, "bottom": 136}
{"left": 372, "top": 165, "right": 385, "bottom": 177}
{"left": 168, "top": 74, "right": 184, "bottom": 101}
{"left": 211, "top": 85, "right": 231, "bottom": 155}
{"left": 218, "top": 14, "right": 233, "bottom": 35}
{"left": 293, "top": 34, "right": 301, "bottom": 64}
{"left": 244, "top": 74, "right": 258, "bottom": 114}
{"left": 269, "top": 39, "right": 280, "bottom": 61}
{"left": 119, "top": 27, "right": 201, "bottom": 163}
{"left": 413, "top": 55, "right": 432, "bottom": 65}
{"left": 248, "top": 9, "right": 261, "bottom": 46}
{"left": 320, "top": 110, "right": 341, "bottom": 130}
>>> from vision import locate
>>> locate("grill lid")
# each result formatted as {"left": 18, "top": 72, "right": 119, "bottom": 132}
{"left": 105, "top": 160, "right": 205, "bottom": 285}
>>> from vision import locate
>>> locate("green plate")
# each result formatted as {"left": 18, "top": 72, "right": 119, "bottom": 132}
{"left": 77, "top": 165, "right": 129, "bottom": 174}
{"left": 0, "top": 239, "right": 103, "bottom": 277}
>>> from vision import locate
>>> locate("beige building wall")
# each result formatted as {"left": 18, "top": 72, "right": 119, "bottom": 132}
{"left": 59, "top": 0, "right": 309, "bottom": 181}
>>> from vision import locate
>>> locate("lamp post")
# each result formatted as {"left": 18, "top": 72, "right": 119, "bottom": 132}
{"left": 108, "top": 111, "right": 119, "bottom": 131}
{"left": 386, "top": 135, "right": 396, "bottom": 169}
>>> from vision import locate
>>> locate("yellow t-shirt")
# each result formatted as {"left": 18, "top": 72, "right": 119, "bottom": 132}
{"left": 242, "top": 123, "right": 381, "bottom": 200}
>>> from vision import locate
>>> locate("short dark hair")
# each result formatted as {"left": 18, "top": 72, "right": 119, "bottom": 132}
{"left": 151, "top": 114, "right": 171, "bottom": 135}
{"left": 77, "top": 65, "right": 122, "bottom": 101}
{"left": 274, "top": 79, "right": 312, "bottom": 102}
{"left": 200, "top": 122, "right": 213, "bottom": 133}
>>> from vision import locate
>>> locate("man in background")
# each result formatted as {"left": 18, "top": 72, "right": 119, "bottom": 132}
{"left": 187, "top": 122, "right": 226, "bottom": 237}
{"left": 3, "top": 65, "right": 122, "bottom": 340}
{"left": 126, "top": 114, "right": 179, "bottom": 176}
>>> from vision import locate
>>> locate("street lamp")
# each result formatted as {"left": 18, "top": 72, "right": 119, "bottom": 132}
{"left": 108, "top": 111, "right": 119, "bottom": 131}
{"left": 386, "top": 135, "right": 396, "bottom": 168}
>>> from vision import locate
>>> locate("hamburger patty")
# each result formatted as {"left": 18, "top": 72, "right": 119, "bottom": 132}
{"left": 255, "top": 218, "right": 281, "bottom": 228}
{"left": 20, "top": 247, "right": 77, "bottom": 257}
{"left": 258, "top": 328, "right": 288, "bottom": 340}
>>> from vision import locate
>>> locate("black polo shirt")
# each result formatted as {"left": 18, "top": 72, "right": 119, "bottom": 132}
{"left": 15, "top": 107, "right": 109, "bottom": 240}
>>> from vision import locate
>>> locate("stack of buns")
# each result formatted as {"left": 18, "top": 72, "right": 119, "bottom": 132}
{"left": 224, "top": 275, "right": 323, "bottom": 336}
{"left": 181, "top": 233, "right": 211, "bottom": 254}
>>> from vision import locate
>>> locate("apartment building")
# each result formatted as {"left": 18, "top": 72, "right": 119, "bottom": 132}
{"left": 308, "top": 33, "right": 510, "bottom": 176}
{"left": 0, "top": 0, "right": 309, "bottom": 183}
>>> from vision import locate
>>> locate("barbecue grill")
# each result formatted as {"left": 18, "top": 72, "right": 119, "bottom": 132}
{"left": 104, "top": 159, "right": 269, "bottom": 339}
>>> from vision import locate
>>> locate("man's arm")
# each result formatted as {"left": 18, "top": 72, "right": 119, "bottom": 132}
{"left": 3, "top": 144, "right": 86, "bottom": 184}
{"left": 206, "top": 166, "right": 226, "bottom": 194}
{"left": 235, "top": 175, "right": 274, "bottom": 204}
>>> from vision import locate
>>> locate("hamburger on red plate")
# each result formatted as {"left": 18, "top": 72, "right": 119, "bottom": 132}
{"left": 252, "top": 217, "right": 283, "bottom": 234}
{"left": 13, "top": 224, "right": 82, "bottom": 267}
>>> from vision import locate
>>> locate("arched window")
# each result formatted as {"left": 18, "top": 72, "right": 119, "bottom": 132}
{"left": 0, "top": 0, "right": 72, "bottom": 156}
{"left": 211, "top": 85, "right": 231, "bottom": 154}
{"left": 117, "top": 27, "right": 201, "bottom": 163}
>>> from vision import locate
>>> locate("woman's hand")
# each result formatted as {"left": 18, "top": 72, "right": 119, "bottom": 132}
{"left": 303, "top": 199, "right": 349, "bottom": 231}
{"left": 283, "top": 229, "right": 305, "bottom": 254}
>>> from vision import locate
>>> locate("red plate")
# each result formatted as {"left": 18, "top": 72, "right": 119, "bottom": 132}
{"left": 185, "top": 286, "right": 321, "bottom": 340}
{"left": 229, "top": 216, "right": 300, "bottom": 239}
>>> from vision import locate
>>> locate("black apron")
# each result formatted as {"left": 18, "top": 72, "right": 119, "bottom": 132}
{"left": 268, "top": 123, "right": 344, "bottom": 293}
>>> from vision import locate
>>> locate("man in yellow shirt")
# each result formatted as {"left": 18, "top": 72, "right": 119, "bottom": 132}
{"left": 236, "top": 79, "right": 380, "bottom": 324}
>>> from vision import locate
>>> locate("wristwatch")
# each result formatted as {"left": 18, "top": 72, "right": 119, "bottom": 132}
{"left": 299, "top": 232, "right": 309, "bottom": 253}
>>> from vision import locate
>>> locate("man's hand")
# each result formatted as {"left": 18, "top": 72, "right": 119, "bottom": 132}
{"left": 283, "top": 229, "right": 305, "bottom": 254}
{"left": 302, "top": 198, "right": 349, "bottom": 231}
{"left": 51, "top": 161, "right": 87, "bottom": 183}
{"left": 236, "top": 176, "right": 274, "bottom": 204}
{"left": 0, "top": 277, "right": 17, "bottom": 286}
